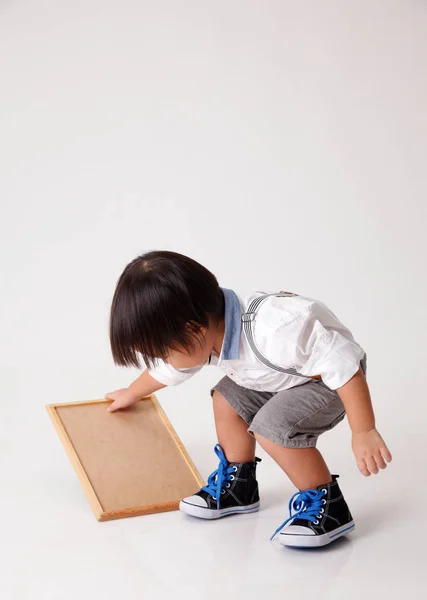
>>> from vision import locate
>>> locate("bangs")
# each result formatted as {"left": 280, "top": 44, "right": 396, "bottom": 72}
{"left": 111, "top": 316, "right": 205, "bottom": 370}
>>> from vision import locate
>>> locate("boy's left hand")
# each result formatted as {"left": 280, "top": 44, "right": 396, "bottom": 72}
{"left": 352, "top": 428, "right": 392, "bottom": 476}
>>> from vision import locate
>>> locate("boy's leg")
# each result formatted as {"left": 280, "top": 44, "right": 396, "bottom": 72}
{"left": 213, "top": 387, "right": 331, "bottom": 489}
{"left": 213, "top": 390, "right": 256, "bottom": 463}
{"left": 250, "top": 355, "right": 367, "bottom": 491}
{"left": 179, "top": 381, "right": 268, "bottom": 519}
{"left": 249, "top": 379, "right": 356, "bottom": 547}
{"left": 253, "top": 436, "right": 331, "bottom": 490}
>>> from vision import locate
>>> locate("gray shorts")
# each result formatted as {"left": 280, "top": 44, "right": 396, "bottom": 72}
{"left": 210, "top": 354, "right": 367, "bottom": 449}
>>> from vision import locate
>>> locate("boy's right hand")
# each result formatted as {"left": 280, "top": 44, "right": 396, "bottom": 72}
{"left": 105, "top": 388, "right": 140, "bottom": 412}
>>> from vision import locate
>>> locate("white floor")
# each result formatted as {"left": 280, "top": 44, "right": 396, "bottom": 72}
{"left": 2, "top": 1, "right": 426, "bottom": 598}
{"left": 2, "top": 373, "right": 426, "bottom": 600}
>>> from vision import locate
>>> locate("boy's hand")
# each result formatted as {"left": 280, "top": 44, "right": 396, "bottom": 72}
{"left": 105, "top": 388, "right": 141, "bottom": 412}
{"left": 352, "top": 428, "right": 392, "bottom": 476}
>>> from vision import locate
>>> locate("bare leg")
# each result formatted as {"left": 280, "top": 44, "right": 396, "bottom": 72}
{"left": 212, "top": 391, "right": 256, "bottom": 462}
{"left": 254, "top": 433, "right": 332, "bottom": 490}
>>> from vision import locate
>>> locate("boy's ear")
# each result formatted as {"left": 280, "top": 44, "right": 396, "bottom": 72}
{"left": 186, "top": 320, "right": 204, "bottom": 331}
{"left": 185, "top": 321, "right": 207, "bottom": 340}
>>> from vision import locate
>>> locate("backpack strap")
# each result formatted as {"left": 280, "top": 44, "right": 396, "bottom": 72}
{"left": 241, "top": 291, "right": 321, "bottom": 381}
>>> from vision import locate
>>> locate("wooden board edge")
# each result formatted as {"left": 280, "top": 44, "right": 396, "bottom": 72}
{"left": 45, "top": 404, "right": 104, "bottom": 521}
{"left": 151, "top": 394, "right": 205, "bottom": 488}
{"left": 99, "top": 500, "right": 180, "bottom": 522}
{"left": 45, "top": 396, "right": 154, "bottom": 409}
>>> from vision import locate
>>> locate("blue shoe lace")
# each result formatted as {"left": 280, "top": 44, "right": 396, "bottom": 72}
{"left": 201, "top": 444, "right": 238, "bottom": 509}
{"left": 270, "top": 488, "right": 327, "bottom": 540}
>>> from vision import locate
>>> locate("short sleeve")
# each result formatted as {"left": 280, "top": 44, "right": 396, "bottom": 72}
{"left": 299, "top": 327, "right": 365, "bottom": 389}
{"left": 291, "top": 303, "right": 365, "bottom": 389}
{"left": 147, "top": 358, "right": 204, "bottom": 386}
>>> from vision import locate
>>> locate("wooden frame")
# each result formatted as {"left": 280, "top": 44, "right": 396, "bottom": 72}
{"left": 46, "top": 396, "right": 204, "bottom": 521}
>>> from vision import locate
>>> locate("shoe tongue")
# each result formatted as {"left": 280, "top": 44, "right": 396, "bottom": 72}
{"left": 229, "top": 459, "right": 255, "bottom": 467}
{"left": 316, "top": 475, "right": 338, "bottom": 492}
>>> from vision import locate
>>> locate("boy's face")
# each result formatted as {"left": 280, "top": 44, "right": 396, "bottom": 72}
{"left": 164, "top": 321, "right": 220, "bottom": 369}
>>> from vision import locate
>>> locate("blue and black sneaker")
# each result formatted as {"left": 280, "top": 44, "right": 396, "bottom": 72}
{"left": 271, "top": 475, "right": 355, "bottom": 548}
{"left": 179, "top": 444, "right": 261, "bottom": 519}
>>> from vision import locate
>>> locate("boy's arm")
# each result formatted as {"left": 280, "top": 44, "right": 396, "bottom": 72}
{"left": 271, "top": 300, "right": 393, "bottom": 476}
{"left": 128, "top": 369, "right": 167, "bottom": 399}
{"left": 106, "top": 369, "right": 167, "bottom": 412}
{"left": 336, "top": 368, "right": 392, "bottom": 476}
{"left": 106, "top": 357, "right": 204, "bottom": 412}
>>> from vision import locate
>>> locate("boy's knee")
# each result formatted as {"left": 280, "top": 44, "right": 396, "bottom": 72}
{"left": 211, "top": 389, "right": 227, "bottom": 406}
{"left": 212, "top": 389, "right": 240, "bottom": 416}
{"left": 211, "top": 389, "right": 254, "bottom": 426}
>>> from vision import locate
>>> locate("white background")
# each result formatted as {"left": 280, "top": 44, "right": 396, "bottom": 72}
{"left": 1, "top": 1, "right": 426, "bottom": 599}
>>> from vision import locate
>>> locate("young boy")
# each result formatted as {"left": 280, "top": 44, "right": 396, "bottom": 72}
{"left": 106, "top": 250, "right": 392, "bottom": 548}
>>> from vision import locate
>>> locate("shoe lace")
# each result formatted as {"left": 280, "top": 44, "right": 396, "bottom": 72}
{"left": 270, "top": 488, "right": 327, "bottom": 540}
{"left": 201, "top": 444, "right": 237, "bottom": 509}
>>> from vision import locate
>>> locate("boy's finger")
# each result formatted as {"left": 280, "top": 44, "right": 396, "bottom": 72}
{"left": 381, "top": 447, "right": 392, "bottom": 463}
{"left": 366, "top": 456, "right": 379, "bottom": 475}
{"left": 374, "top": 452, "right": 387, "bottom": 470}
{"left": 357, "top": 458, "right": 371, "bottom": 477}
{"left": 106, "top": 401, "right": 118, "bottom": 412}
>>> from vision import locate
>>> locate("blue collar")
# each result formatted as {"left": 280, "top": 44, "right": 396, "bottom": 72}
{"left": 217, "top": 288, "right": 242, "bottom": 360}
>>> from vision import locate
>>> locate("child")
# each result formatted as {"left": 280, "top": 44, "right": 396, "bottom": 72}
{"left": 106, "top": 250, "right": 392, "bottom": 548}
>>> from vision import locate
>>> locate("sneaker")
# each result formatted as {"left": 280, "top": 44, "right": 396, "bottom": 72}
{"left": 271, "top": 475, "right": 355, "bottom": 548}
{"left": 179, "top": 444, "right": 261, "bottom": 519}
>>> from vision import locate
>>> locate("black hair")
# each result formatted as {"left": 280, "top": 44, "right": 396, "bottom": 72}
{"left": 109, "top": 250, "right": 225, "bottom": 369}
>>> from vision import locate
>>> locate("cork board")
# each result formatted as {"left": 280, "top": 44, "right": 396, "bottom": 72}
{"left": 46, "top": 396, "right": 204, "bottom": 521}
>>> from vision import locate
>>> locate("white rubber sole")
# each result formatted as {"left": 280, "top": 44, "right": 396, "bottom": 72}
{"left": 279, "top": 521, "right": 355, "bottom": 548}
{"left": 179, "top": 499, "right": 260, "bottom": 520}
